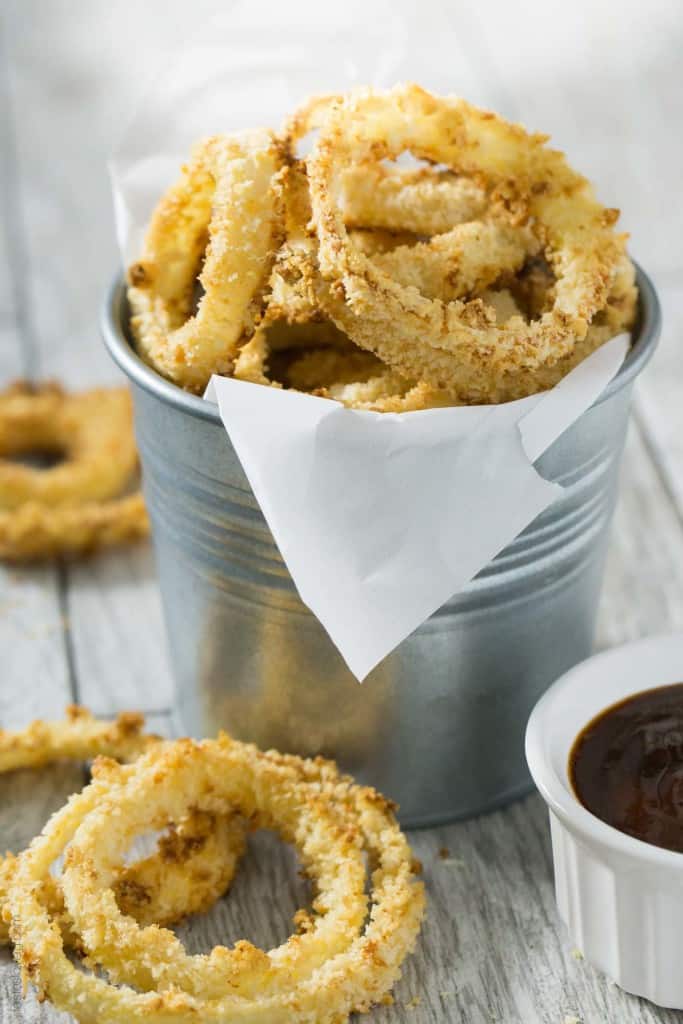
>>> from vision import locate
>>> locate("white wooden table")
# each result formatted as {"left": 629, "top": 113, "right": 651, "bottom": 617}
{"left": 1, "top": 2, "right": 682, "bottom": 1021}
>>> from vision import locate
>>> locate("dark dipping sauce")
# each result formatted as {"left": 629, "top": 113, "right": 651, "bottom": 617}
{"left": 570, "top": 683, "right": 683, "bottom": 854}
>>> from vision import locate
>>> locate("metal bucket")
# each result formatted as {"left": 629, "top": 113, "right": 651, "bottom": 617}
{"left": 103, "top": 267, "right": 660, "bottom": 827}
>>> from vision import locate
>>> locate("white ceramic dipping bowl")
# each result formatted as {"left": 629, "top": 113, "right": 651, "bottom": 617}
{"left": 526, "top": 633, "right": 683, "bottom": 1008}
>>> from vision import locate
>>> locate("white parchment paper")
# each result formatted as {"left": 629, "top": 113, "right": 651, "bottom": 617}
{"left": 205, "top": 335, "right": 628, "bottom": 680}
{"left": 112, "top": 1, "right": 631, "bottom": 679}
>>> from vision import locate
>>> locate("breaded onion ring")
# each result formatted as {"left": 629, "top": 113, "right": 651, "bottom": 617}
{"left": 0, "top": 705, "right": 157, "bottom": 772}
{"left": 0, "top": 809, "right": 244, "bottom": 948}
{"left": 0, "top": 711, "right": 245, "bottom": 948}
{"left": 287, "top": 93, "right": 490, "bottom": 236}
{"left": 128, "top": 131, "right": 286, "bottom": 392}
{"left": 342, "top": 163, "right": 489, "bottom": 235}
{"left": 366, "top": 220, "right": 540, "bottom": 301}
{"left": 0, "top": 492, "right": 149, "bottom": 561}
{"left": 0, "top": 382, "right": 149, "bottom": 560}
{"left": 61, "top": 737, "right": 368, "bottom": 999}
{"left": 8, "top": 736, "right": 424, "bottom": 1022}
{"left": 0, "top": 383, "right": 137, "bottom": 511}
{"left": 307, "top": 84, "right": 626, "bottom": 390}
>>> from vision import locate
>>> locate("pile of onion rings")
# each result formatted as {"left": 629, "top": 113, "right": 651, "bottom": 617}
{"left": 128, "top": 84, "right": 637, "bottom": 408}
{"left": 3, "top": 716, "right": 425, "bottom": 1023}
{"left": 0, "top": 381, "right": 149, "bottom": 560}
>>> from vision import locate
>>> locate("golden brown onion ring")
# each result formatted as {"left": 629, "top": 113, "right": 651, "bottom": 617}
{"left": 9, "top": 736, "right": 424, "bottom": 1022}
{"left": 0, "top": 492, "right": 149, "bottom": 561}
{"left": 0, "top": 383, "right": 149, "bottom": 561}
{"left": 307, "top": 84, "right": 626, "bottom": 390}
{"left": 0, "top": 384, "right": 137, "bottom": 511}
{"left": 128, "top": 132, "right": 286, "bottom": 392}
{"left": 286, "top": 93, "right": 490, "bottom": 236}
{"left": 0, "top": 710, "right": 245, "bottom": 947}
{"left": 366, "top": 220, "right": 540, "bottom": 301}
{"left": 61, "top": 737, "right": 368, "bottom": 999}
{"left": 342, "top": 163, "right": 489, "bottom": 235}
{"left": 0, "top": 706, "right": 157, "bottom": 773}
{"left": 0, "top": 809, "right": 244, "bottom": 949}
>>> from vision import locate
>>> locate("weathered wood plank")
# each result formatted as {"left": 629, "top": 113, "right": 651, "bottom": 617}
{"left": 2, "top": 2, "right": 176, "bottom": 717}
{"left": 633, "top": 279, "right": 683, "bottom": 516}
{"left": 0, "top": 14, "right": 74, "bottom": 729}
{"left": 64, "top": 546, "right": 174, "bottom": 715}
{"left": 597, "top": 418, "right": 683, "bottom": 648}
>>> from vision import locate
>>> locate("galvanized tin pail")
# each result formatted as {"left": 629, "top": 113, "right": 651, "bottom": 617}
{"left": 103, "top": 267, "right": 660, "bottom": 827}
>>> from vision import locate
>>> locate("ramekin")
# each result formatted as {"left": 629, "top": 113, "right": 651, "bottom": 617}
{"left": 526, "top": 632, "right": 683, "bottom": 1008}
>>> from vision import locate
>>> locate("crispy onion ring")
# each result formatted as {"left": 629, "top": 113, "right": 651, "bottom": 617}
{"left": 9, "top": 736, "right": 424, "bottom": 1022}
{"left": 0, "top": 492, "right": 149, "bottom": 561}
{"left": 0, "top": 705, "right": 157, "bottom": 772}
{"left": 1, "top": 809, "right": 244, "bottom": 949}
{"left": 0, "top": 382, "right": 149, "bottom": 560}
{"left": 61, "top": 737, "right": 368, "bottom": 999}
{"left": 366, "top": 221, "right": 540, "bottom": 301}
{"left": 342, "top": 164, "right": 489, "bottom": 235}
{"left": 128, "top": 132, "right": 286, "bottom": 392}
{"left": 287, "top": 93, "right": 490, "bottom": 237}
{"left": 0, "top": 711, "right": 245, "bottom": 949}
{"left": 306, "top": 84, "right": 626, "bottom": 390}
{"left": 0, "top": 383, "right": 137, "bottom": 510}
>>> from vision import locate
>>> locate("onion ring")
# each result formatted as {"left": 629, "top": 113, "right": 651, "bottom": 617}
{"left": 366, "top": 220, "right": 540, "bottom": 301}
{"left": 342, "top": 163, "right": 489, "bottom": 235}
{"left": 286, "top": 93, "right": 490, "bottom": 236}
{"left": 0, "top": 705, "right": 157, "bottom": 772}
{"left": 128, "top": 131, "right": 286, "bottom": 392}
{"left": 61, "top": 737, "right": 368, "bottom": 999}
{"left": 8, "top": 736, "right": 424, "bottom": 1022}
{"left": 0, "top": 383, "right": 137, "bottom": 511}
{"left": 0, "top": 492, "right": 149, "bottom": 561}
{"left": 306, "top": 84, "right": 626, "bottom": 390}
{"left": 0, "top": 711, "right": 245, "bottom": 949}
{"left": 0, "top": 382, "right": 149, "bottom": 560}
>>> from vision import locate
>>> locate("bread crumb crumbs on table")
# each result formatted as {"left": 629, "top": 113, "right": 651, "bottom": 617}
{"left": 405, "top": 995, "right": 422, "bottom": 1009}
{"left": 571, "top": 948, "right": 584, "bottom": 960}
{"left": 563, "top": 1015, "right": 583, "bottom": 1023}
{"left": 439, "top": 854, "right": 465, "bottom": 869}
{"left": 438, "top": 846, "right": 450, "bottom": 859}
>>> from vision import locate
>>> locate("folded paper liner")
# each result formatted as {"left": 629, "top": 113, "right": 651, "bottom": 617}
{"left": 205, "top": 335, "right": 628, "bottom": 679}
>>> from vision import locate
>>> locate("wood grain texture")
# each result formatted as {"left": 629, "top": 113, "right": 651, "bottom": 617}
{"left": 0, "top": 1, "right": 681, "bottom": 1022}
{"left": 0, "top": 0, "right": 176, "bottom": 718}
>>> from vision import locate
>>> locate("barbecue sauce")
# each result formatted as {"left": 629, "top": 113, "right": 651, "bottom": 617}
{"left": 570, "top": 684, "right": 683, "bottom": 853}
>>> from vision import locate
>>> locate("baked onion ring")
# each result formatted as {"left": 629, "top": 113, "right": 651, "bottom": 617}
{"left": 0, "top": 383, "right": 137, "bottom": 511}
{"left": 0, "top": 382, "right": 149, "bottom": 560}
{"left": 128, "top": 131, "right": 286, "bottom": 392}
{"left": 61, "top": 737, "right": 368, "bottom": 999}
{"left": 8, "top": 735, "right": 424, "bottom": 1023}
{"left": 0, "top": 711, "right": 245, "bottom": 949}
{"left": 0, "top": 492, "right": 149, "bottom": 561}
{"left": 342, "top": 163, "right": 489, "bottom": 236}
{"left": 0, "top": 705, "right": 157, "bottom": 772}
{"left": 306, "top": 84, "right": 626, "bottom": 390}
{"left": 287, "top": 93, "right": 490, "bottom": 237}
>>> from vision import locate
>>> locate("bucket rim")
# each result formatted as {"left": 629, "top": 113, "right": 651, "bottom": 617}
{"left": 101, "top": 262, "right": 661, "bottom": 424}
